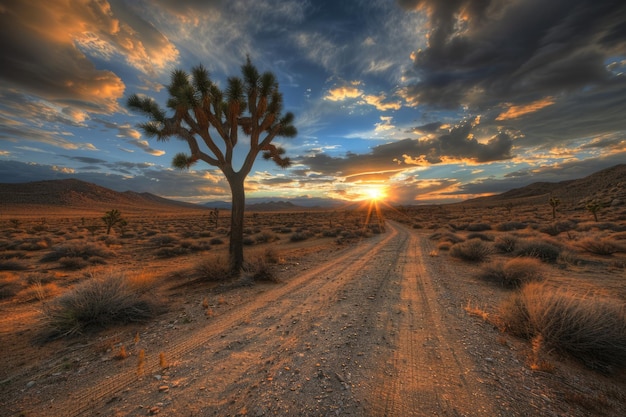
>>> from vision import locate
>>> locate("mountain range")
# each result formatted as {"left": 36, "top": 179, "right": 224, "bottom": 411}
{"left": 1, "top": 164, "right": 624, "bottom": 213}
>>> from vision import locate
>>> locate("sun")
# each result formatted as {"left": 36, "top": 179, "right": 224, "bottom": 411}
{"left": 363, "top": 186, "right": 387, "bottom": 201}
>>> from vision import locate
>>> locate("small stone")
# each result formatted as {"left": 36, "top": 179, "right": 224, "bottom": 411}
{"left": 158, "top": 385, "right": 169, "bottom": 392}
{"left": 26, "top": 381, "right": 35, "bottom": 388}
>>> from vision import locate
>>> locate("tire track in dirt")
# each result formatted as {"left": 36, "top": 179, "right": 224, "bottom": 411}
{"left": 371, "top": 222, "right": 497, "bottom": 416}
{"left": 39, "top": 227, "right": 399, "bottom": 416}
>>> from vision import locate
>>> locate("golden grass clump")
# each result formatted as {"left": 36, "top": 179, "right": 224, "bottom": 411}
{"left": 499, "top": 282, "right": 626, "bottom": 373}
{"left": 577, "top": 237, "right": 625, "bottom": 256}
{"left": 449, "top": 239, "right": 492, "bottom": 262}
{"left": 41, "top": 271, "right": 163, "bottom": 339}
{"left": 194, "top": 257, "right": 232, "bottom": 282}
{"left": 479, "top": 257, "right": 545, "bottom": 288}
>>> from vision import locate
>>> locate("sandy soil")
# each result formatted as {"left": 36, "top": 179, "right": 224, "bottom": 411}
{"left": 1, "top": 220, "right": 625, "bottom": 417}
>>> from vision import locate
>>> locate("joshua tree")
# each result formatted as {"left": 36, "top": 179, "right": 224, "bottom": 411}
{"left": 102, "top": 209, "right": 124, "bottom": 235}
{"left": 127, "top": 58, "right": 296, "bottom": 274}
{"left": 585, "top": 200, "right": 602, "bottom": 222}
{"left": 548, "top": 196, "right": 560, "bottom": 220}
{"left": 208, "top": 208, "right": 219, "bottom": 229}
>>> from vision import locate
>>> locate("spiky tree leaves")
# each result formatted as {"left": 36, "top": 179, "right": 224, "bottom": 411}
{"left": 102, "top": 209, "right": 124, "bottom": 235}
{"left": 127, "top": 58, "right": 297, "bottom": 273}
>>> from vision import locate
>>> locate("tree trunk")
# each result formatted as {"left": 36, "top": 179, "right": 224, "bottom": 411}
{"left": 228, "top": 175, "right": 246, "bottom": 275}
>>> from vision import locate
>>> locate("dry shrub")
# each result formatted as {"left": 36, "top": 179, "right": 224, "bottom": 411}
{"left": 449, "top": 239, "right": 492, "bottom": 262}
{"left": 40, "top": 242, "right": 112, "bottom": 263}
{"left": 494, "top": 235, "right": 518, "bottom": 253}
{"left": 194, "top": 257, "right": 231, "bottom": 282}
{"left": 41, "top": 272, "right": 163, "bottom": 338}
{"left": 466, "top": 223, "right": 492, "bottom": 232}
{"left": 479, "top": 258, "right": 544, "bottom": 288}
{"left": 577, "top": 237, "right": 625, "bottom": 256}
{"left": 0, "top": 272, "right": 23, "bottom": 299}
{"left": 262, "top": 247, "right": 281, "bottom": 264}
{"left": 499, "top": 282, "right": 626, "bottom": 373}
{"left": 515, "top": 239, "right": 561, "bottom": 263}
{"left": 255, "top": 231, "right": 278, "bottom": 244}
{"left": 0, "top": 260, "right": 28, "bottom": 271}
{"left": 466, "top": 232, "right": 494, "bottom": 241}
{"left": 244, "top": 256, "right": 280, "bottom": 283}
{"left": 495, "top": 221, "right": 527, "bottom": 232}
{"left": 290, "top": 232, "right": 311, "bottom": 242}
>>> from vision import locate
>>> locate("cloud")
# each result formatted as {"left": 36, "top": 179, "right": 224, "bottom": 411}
{"left": 496, "top": 97, "right": 556, "bottom": 121}
{"left": 398, "top": 0, "right": 626, "bottom": 112}
{"left": 325, "top": 84, "right": 403, "bottom": 111}
{"left": 0, "top": 0, "right": 180, "bottom": 121}
{"left": 301, "top": 121, "right": 513, "bottom": 177}
{"left": 325, "top": 86, "right": 362, "bottom": 101}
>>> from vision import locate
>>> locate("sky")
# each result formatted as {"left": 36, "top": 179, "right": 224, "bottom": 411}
{"left": 0, "top": 0, "right": 625, "bottom": 205}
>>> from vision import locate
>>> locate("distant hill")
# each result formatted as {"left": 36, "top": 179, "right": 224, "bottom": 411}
{"left": 203, "top": 197, "right": 346, "bottom": 211}
{"left": 465, "top": 164, "right": 626, "bottom": 208}
{"left": 0, "top": 178, "right": 204, "bottom": 214}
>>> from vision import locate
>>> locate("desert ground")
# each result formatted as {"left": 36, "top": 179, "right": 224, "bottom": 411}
{"left": 1, "top": 190, "right": 625, "bottom": 416}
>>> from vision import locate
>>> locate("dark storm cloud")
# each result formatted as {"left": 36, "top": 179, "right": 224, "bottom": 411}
{"left": 398, "top": 0, "right": 626, "bottom": 109}
{"left": 62, "top": 156, "right": 108, "bottom": 165}
{"left": 301, "top": 122, "right": 513, "bottom": 176}
{"left": 497, "top": 80, "right": 626, "bottom": 146}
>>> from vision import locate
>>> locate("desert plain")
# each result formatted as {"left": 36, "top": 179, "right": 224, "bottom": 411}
{"left": 0, "top": 165, "right": 625, "bottom": 416}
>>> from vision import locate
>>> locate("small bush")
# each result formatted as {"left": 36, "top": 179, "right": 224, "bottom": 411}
{"left": 494, "top": 235, "right": 519, "bottom": 253}
{"left": 449, "top": 239, "right": 492, "bottom": 262}
{"left": 499, "top": 282, "right": 626, "bottom": 373}
{"left": 155, "top": 246, "right": 189, "bottom": 258}
{"left": 41, "top": 272, "right": 163, "bottom": 338}
{"left": 255, "top": 231, "right": 278, "bottom": 243}
{"left": 0, "top": 260, "right": 28, "bottom": 271}
{"left": 495, "top": 222, "right": 527, "bottom": 232}
{"left": 194, "top": 257, "right": 231, "bottom": 282}
{"left": 210, "top": 237, "right": 224, "bottom": 245}
{"left": 149, "top": 235, "right": 179, "bottom": 246}
{"left": 577, "top": 237, "right": 625, "bottom": 256}
{"left": 17, "top": 238, "right": 50, "bottom": 251}
{"left": 479, "top": 258, "right": 544, "bottom": 288}
{"left": 245, "top": 257, "right": 279, "bottom": 283}
{"left": 539, "top": 221, "right": 577, "bottom": 236}
{"left": 515, "top": 239, "right": 561, "bottom": 263}
{"left": 242, "top": 237, "right": 256, "bottom": 246}
{"left": 290, "top": 232, "right": 310, "bottom": 242}
{"left": 58, "top": 257, "right": 89, "bottom": 270}
{"left": 466, "top": 223, "right": 492, "bottom": 232}
{"left": 0, "top": 274, "right": 23, "bottom": 299}
{"left": 41, "top": 242, "right": 112, "bottom": 263}
{"left": 466, "top": 232, "right": 493, "bottom": 242}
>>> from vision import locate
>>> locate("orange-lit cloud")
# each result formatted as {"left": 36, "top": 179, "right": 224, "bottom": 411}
{"left": 496, "top": 97, "right": 556, "bottom": 120}
{"left": 325, "top": 86, "right": 362, "bottom": 101}
{"left": 362, "top": 93, "right": 402, "bottom": 111}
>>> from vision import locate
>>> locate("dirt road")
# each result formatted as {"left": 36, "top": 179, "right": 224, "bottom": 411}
{"left": 26, "top": 221, "right": 510, "bottom": 416}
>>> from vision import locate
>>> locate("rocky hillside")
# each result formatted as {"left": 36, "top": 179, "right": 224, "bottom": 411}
{"left": 0, "top": 178, "right": 203, "bottom": 212}
{"left": 466, "top": 164, "right": 626, "bottom": 209}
